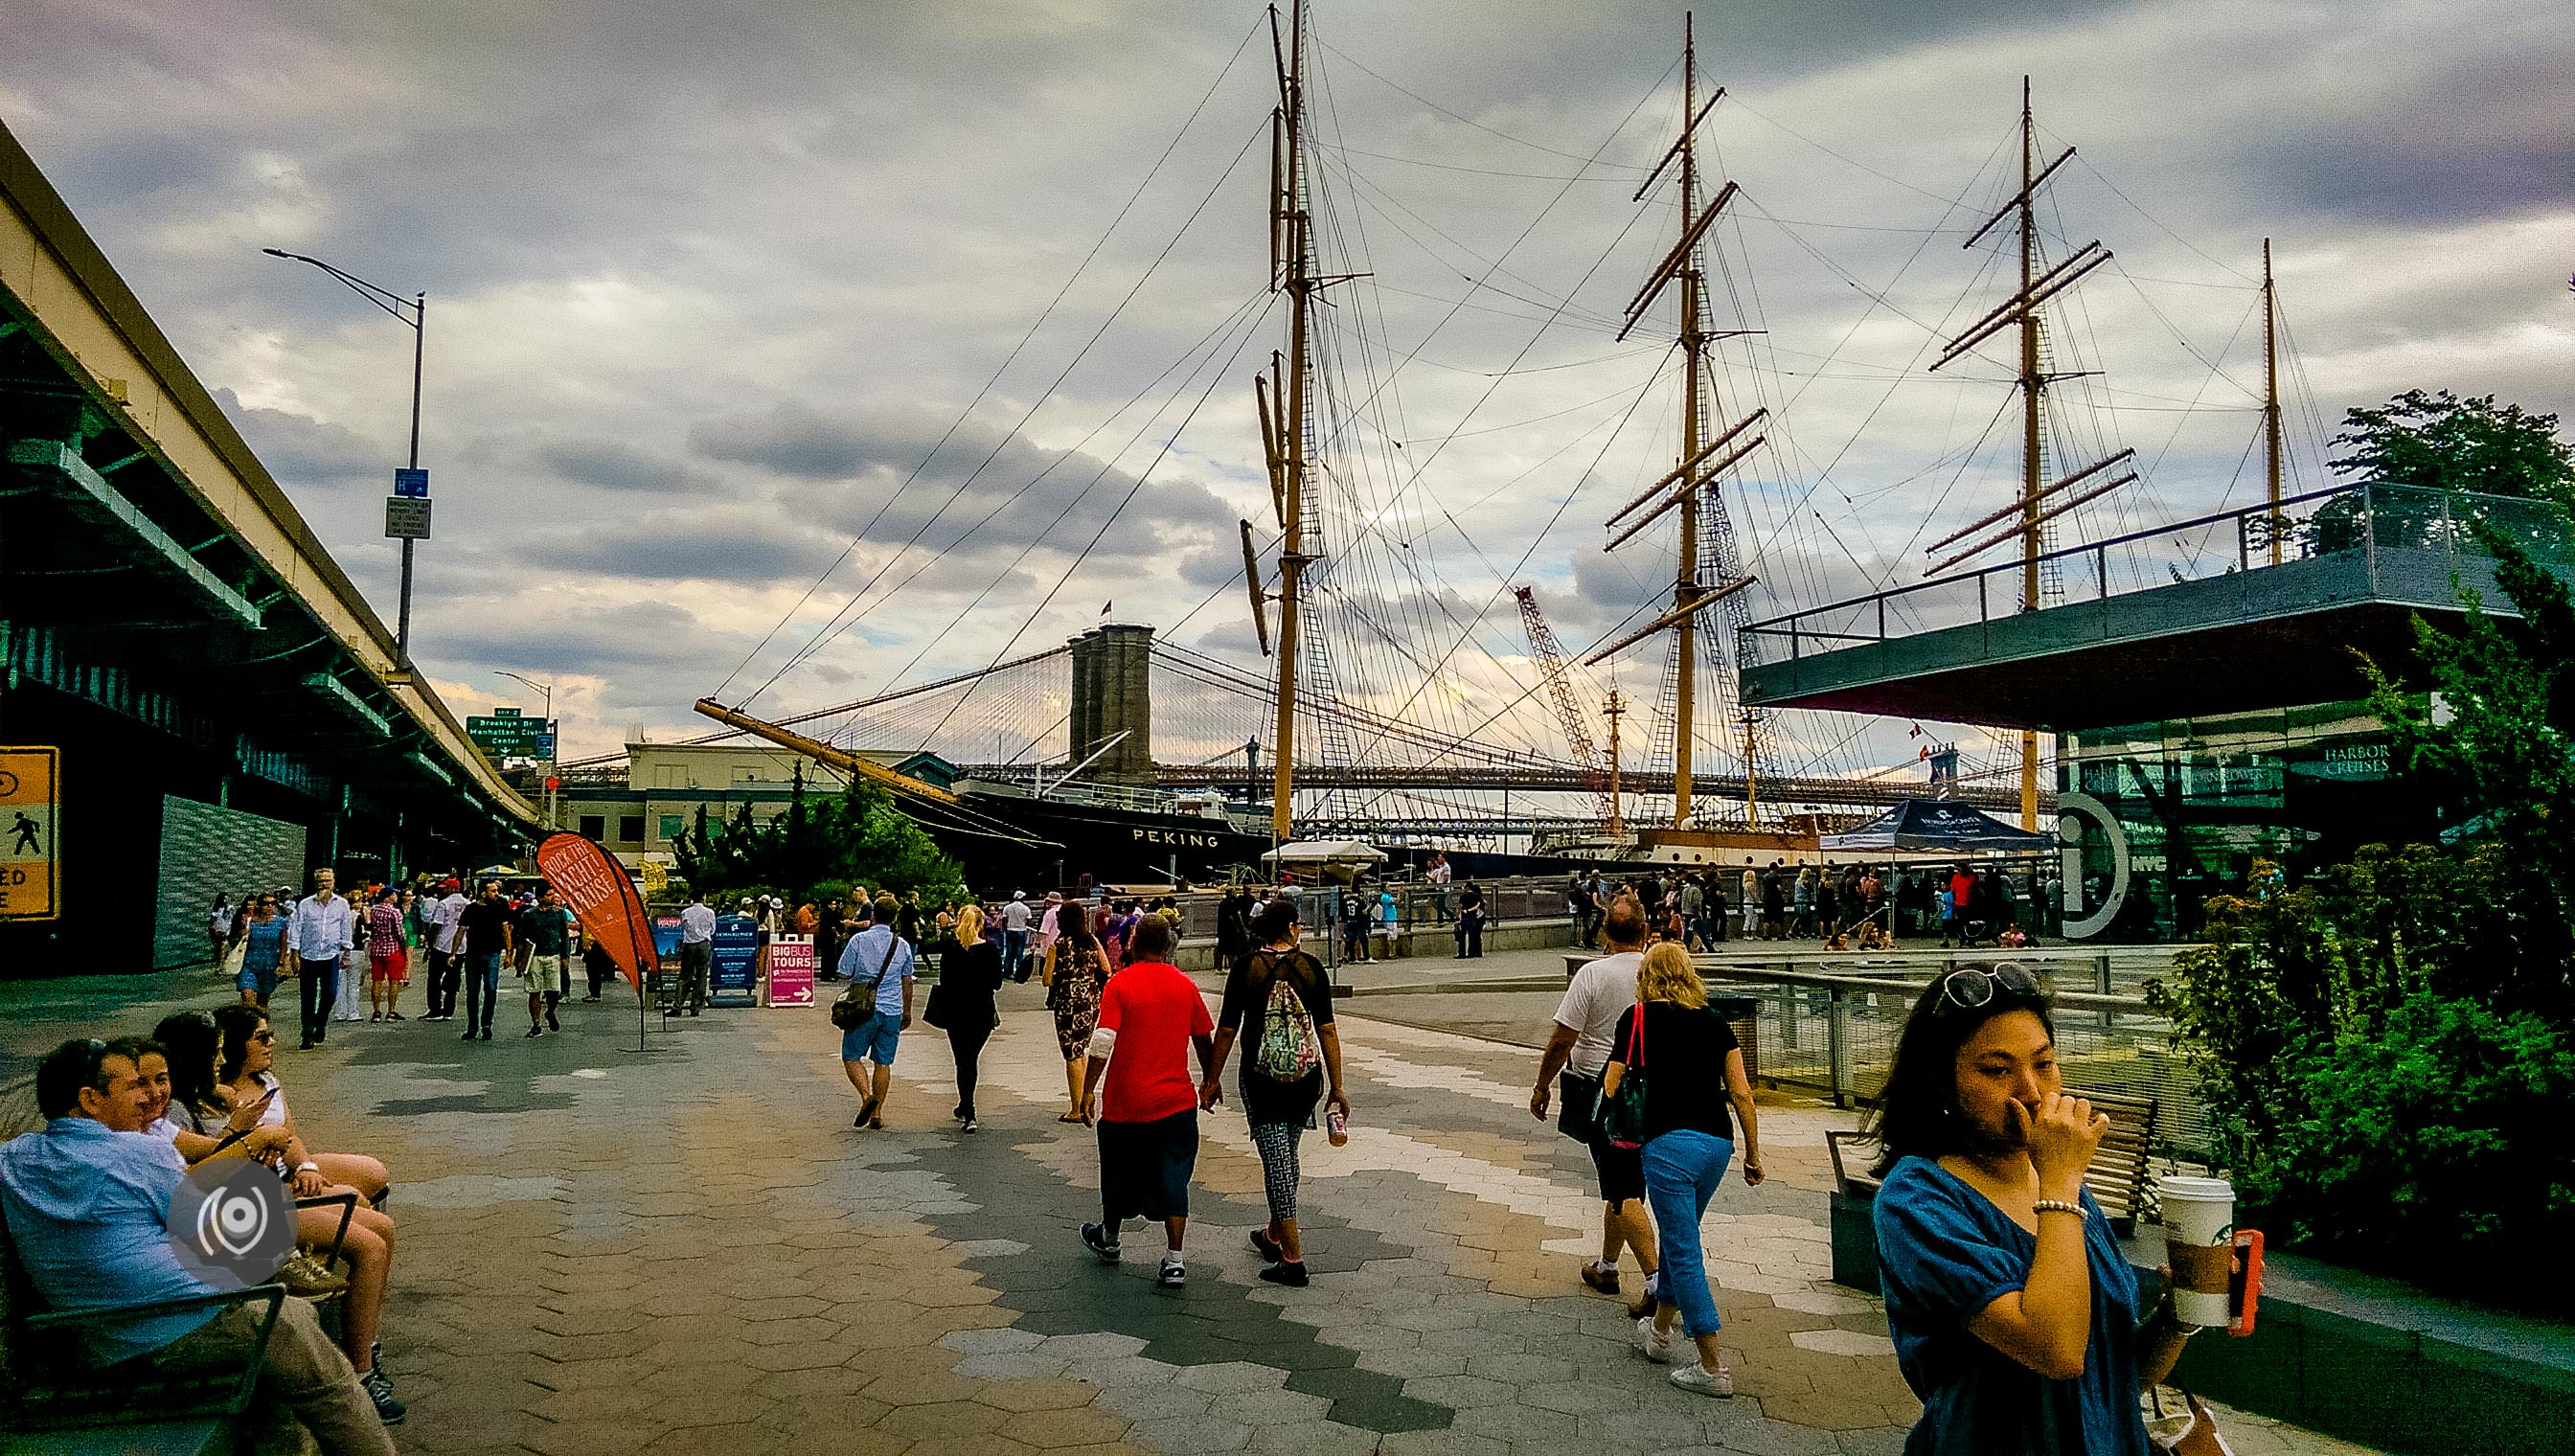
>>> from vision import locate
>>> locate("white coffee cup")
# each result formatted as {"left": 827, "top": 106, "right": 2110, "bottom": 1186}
{"left": 2156, "top": 1174, "right": 2235, "bottom": 1328}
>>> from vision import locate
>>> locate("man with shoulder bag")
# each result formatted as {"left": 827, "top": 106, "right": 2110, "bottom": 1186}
{"left": 1528, "top": 896, "right": 1658, "bottom": 1312}
{"left": 832, "top": 895, "right": 915, "bottom": 1130}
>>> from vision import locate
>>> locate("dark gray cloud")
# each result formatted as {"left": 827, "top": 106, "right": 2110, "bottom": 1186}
{"left": 536, "top": 437, "right": 722, "bottom": 495}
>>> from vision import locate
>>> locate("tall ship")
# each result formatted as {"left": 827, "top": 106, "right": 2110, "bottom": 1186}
{"left": 683, "top": 3, "right": 2271, "bottom": 887}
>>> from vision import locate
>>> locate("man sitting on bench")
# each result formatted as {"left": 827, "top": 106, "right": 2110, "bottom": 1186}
{"left": 0, "top": 1037, "right": 395, "bottom": 1455}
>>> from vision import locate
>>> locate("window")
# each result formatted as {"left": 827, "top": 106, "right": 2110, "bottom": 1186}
{"left": 657, "top": 814, "right": 685, "bottom": 841}
{"left": 618, "top": 815, "right": 645, "bottom": 844}
{"left": 579, "top": 814, "right": 605, "bottom": 841}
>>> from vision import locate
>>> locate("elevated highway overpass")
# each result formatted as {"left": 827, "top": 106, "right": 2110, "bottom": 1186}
{"left": 1, "top": 120, "right": 537, "bottom": 974}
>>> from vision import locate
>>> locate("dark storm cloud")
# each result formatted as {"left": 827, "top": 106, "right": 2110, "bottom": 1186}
{"left": 689, "top": 401, "right": 891, "bottom": 482}
{"left": 212, "top": 388, "right": 381, "bottom": 484}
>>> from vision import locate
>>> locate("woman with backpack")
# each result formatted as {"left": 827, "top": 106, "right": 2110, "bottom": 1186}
{"left": 1201, "top": 898, "right": 1348, "bottom": 1287}
{"left": 1600, "top": 943, "right": 1764, "bottom": 1398}
{"left": 1042, "top": 912, "right": 1116, "bottom": 1124}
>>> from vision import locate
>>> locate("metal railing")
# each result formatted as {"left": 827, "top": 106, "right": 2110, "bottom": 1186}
{"left": 1700, "top": 961, "right": 2208, "bottom": 1156}
{"left": 1742, "top": 480, "right": 2575, "bottom": 667}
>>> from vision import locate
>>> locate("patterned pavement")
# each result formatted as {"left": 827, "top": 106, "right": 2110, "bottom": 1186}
{"left": 226, "top": 975, "right": 2378, "bottom": 1455}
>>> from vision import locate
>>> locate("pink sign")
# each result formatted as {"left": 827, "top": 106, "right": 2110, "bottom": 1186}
{"left": 766, "top": 935, "right": 815, "bottom": 1007}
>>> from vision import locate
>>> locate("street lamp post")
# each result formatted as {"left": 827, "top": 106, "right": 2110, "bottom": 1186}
{"left": 494, "top": 671, "right": 557, "bottom": 829}
{"left": 262, "top": 248, "right": 426, "bottom": 660}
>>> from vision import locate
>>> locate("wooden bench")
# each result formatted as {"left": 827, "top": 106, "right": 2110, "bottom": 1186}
{"left": 0, "top": 1074, "right": 349, "bottom": 1454}
{"left": 1823, "top": 1088, "right": 2161, "bottom": 1291}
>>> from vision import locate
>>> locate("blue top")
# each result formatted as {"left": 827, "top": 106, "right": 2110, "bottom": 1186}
{"left": 836, "top": 924, "right": 916, "bottom": 1015}
{"left": 1873, "top": 1156, "right": 2147, "bottom": 1456}
{"left": 240, "top": 916, "right": 287, "bottom": 972}
{"left": 0, "top": 1118, "right": 222, "bottom": 1363}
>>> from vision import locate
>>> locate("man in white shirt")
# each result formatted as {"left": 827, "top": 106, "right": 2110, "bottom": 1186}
{"left": 1001, "top": 892, "right": 1033, "bottom": 983}
{"left": 1527, "top": 896, "right": 1657, "bottom": 1308}
{"left": 677, "top": 893, "right": 718, "bottom": 1016}
{"left": 285, "top": 868, "right": 355, "bottom": 1051}
{"left": 422, "top": 879, "right": 469, "bottom": 1021}
{"left": 1425, "top": 853, "right": 1453, "bottom": 923}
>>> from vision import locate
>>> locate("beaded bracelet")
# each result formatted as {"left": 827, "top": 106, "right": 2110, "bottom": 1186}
{"left": 2032, "top": 1198, "right": 2085, "bottom": 1217}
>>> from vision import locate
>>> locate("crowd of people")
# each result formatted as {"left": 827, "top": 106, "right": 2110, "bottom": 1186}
{"left": 17, "top": 858, "right": 2223, "bottom": 1452}
{"left": 1563, "top": 859, "right": 2059, "bottom": 954}
{"left": 207, "top": 870, "right": 596, "bottom": 1046}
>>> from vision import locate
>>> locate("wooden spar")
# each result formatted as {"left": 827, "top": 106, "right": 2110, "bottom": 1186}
{"left": 1240, "top": 520, "right": 1271, "bottom": 657}
{"left": 1620, "top": 180, "right": 1740, "bottom": 339}
{"left": 691, "top": 698, "right": 965, "bottom": 807}
{"left": 1630, "top": 87, "right": 1725, "bottom": 202}
{"left": 1925, "top": 447, "right": 2134, "bottom": 554}
{"left": 1931, "top": 244, "right": 2109, "bottom": 370}
{"left": 2264, "top": 238, "right": 2283, "bottom": 564}
{"left": 1254, "top": 366, "right": 1285, "bottom": 524}
{"left": 2017, "top": 77, "right": 2040, "bottom": 830}
{"left": 1606, "top": 408, "right": 1767, "bottom": 525}
{"left": 1672, "top": 13, "right": 1701, "bottom": 825}
{"left": 1267, "top": 0, "right": 1312, "bottom": 847}
{"left": 1605, "top": 435, "right": 1766, "bottom": 552}
{"left": 1960, "top": 147, "right": 2076, "bottom": 251}
{"left": 1925, "top": 471, "right": 2138, "bottom": 575}
{"left": 1937, "top": 240, "right": 2102, "bottom": 358}
{"left": 1582, "top": 576, "right": 1757, "bottom": 667}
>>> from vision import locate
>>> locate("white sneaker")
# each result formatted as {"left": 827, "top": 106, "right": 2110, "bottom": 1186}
{"left": 1159, "top": 1255, "right": 1186, "bottom": 1287}
{"left": 1670, "top": 1360, "right": 1732, "bottom": 1398}
{"left": 1634, "top": 1316, "right": 1672, "bottom": 1363}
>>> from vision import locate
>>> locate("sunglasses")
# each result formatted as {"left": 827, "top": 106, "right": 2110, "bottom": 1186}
{"left": 1938, "top": 962, "right": 2039, "bottom": 1011}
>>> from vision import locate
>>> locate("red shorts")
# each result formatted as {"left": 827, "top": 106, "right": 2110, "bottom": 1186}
{"left": 370, "top": 949, "right": 408, "bottom": 983}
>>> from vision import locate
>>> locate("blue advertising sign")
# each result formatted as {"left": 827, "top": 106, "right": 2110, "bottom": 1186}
{"left": 709, "top": 912, "right": 761, "bottom": 1007}
{"left": 649, "top": 915, "right": 685, "bottom": 960}
{"left": 394, "top": 466, "right": 429, "bottom": 497}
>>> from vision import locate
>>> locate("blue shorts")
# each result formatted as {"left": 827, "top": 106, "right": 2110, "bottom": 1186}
{"left": 840, "top": 1012, "right": 901, "bottom": 1065}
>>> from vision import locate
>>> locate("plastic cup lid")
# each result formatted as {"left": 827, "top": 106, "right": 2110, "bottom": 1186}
{"left": 2155, "top": 1174, "right": 2234, "bottom": 1201}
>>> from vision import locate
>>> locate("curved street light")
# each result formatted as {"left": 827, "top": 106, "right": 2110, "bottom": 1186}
{"left": 262, "top": 247, "right": 427, "bottom": 660}
{"left": 494, "top": 671, "right": 558, "bottom": 830}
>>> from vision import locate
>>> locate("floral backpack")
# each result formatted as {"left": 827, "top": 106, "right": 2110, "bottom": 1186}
{"left": 1252, "top": 955, "right": 1323, "bottom": 1082}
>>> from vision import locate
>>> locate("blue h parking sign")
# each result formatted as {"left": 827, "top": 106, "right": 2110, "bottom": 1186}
{"left": 394, "top": 466, "right": 429, "bottom": 497}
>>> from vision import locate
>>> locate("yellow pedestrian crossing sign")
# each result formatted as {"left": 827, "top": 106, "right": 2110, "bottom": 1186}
{"left": 0, "top": 747, "right": 58, "bottom": 921}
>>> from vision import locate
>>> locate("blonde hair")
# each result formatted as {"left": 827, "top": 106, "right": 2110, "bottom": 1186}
{"left": 954, "top": 903, "right": 985, "bottom": 945}
{"left": 1635, "top": 943, "right": 1706, "bottom": 1009}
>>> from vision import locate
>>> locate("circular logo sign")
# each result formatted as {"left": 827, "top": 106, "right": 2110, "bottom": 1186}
{"left": 166, "top": 1160, "right": 297, "bottom": 1290}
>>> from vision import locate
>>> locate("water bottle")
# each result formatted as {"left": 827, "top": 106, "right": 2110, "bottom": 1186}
{"left": 1327, "top": 1108, "right": 1349, "bottom": 1147}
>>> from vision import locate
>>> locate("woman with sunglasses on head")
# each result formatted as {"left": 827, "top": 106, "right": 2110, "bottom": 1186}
{"left": 206, "top": 1005, "right": 407, "bottom": 1422}
{"left": 1869, "top": 963, "right": 2201, "bottom": 1455}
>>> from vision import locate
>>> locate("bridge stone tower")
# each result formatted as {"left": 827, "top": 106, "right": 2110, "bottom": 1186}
{"left": 1068, "top": 624, "right": 1154, "bottom": 787}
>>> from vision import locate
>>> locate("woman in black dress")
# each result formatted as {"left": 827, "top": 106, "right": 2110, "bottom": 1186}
{"left": 940, "top": 903, "right": 1004, "bottom": 1133}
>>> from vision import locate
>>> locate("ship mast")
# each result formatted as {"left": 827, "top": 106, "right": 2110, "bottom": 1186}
{"left": 1588, "top": 12, "right": 1763, "bottom": 827}
{"left": 1926, "top": 79, "right": 2129, "bottom": 830}
{"left": 2263, "top": 238, "right": 2283, "bottom": 565}
{"left": 1261, "top": 0, "right": 1315, "bottom": 847}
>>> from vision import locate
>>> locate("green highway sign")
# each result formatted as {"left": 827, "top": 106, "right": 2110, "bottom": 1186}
{"left": 467, "top": 707, "right": 555, "bottom": 759}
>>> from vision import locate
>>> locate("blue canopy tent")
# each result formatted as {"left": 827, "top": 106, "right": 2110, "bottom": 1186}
{"left": 1819, "top": 799, "right": 2054, "bottom": 853}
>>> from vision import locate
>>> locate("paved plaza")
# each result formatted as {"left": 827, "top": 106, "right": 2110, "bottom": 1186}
{"left": 7, "top": 968, "right": 2376, "bottom": 1455}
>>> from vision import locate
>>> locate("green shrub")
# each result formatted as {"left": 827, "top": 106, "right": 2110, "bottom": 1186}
{"left": 2255, "top": 994, "right": 2575, "bottom": 1308}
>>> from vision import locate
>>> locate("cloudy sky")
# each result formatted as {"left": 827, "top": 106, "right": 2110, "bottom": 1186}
{"left": 7, "top": 0, "right": 2571, "bottom": 786}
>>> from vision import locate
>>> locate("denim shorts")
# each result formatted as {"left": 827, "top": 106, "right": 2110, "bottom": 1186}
{"left": 840, "top": 1012, "right": 901, "bottom": 1065}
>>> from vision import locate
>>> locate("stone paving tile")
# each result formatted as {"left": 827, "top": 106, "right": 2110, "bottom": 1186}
{"left": 134, "top": 970, "right": 2379, "bottom": 1456}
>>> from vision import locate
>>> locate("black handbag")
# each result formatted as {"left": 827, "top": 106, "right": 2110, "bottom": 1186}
{"left": 830, "top": 935, "right": 901, "bottom": 1031}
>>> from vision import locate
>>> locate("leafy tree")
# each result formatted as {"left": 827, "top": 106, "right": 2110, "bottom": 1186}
{"left": 670, "top": 775, "right": 965, "bottom": 907}
{"left": 2330, "top": 389, "right": 2575, "bottom": 507}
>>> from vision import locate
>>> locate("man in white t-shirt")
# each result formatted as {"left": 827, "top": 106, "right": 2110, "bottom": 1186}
{"left": 1002, "top": 891, "right": 1033, "bottom": 982}
{"left": 425, "top": 879, "right": 470, "bottom": 1021}
{"left": 1528, "top": 896, "right": 1657, "bottom": 1307}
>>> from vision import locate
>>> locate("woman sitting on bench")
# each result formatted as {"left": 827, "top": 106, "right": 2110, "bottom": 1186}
{"left": 205, "top": 1006, "right": 404, "bottom": 1414}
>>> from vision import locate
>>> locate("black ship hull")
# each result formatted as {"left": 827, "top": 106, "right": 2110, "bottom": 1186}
{"left": 934, "top": 787, "right": 1274, "bottom": 891}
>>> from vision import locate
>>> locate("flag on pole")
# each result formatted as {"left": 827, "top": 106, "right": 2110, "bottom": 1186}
{"left": 535, "top": 831, "right": 659, "bottom": 990}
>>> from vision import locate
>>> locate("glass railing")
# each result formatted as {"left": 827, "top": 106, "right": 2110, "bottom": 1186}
{"left": 1743, "top": 480, "right": 2575, "bottom": 666}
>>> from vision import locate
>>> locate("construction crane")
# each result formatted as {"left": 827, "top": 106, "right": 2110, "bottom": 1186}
{"left": 1514, "top": 586, "right": 1612, "bottom": 819}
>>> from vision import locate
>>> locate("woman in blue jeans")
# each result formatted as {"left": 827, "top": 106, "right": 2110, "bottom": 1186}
{"left": 1601, "top": 942, "right": 1764, "bottom": 1397}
